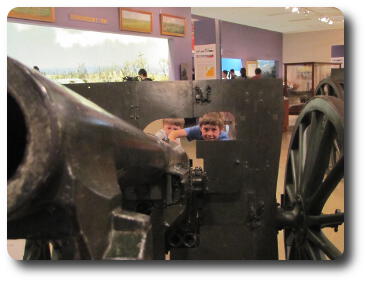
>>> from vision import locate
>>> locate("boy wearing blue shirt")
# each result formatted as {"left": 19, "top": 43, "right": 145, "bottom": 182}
{"left": 168, "top": 112, "right": 230, "bottom": 142}
{"left": 155, "top": 118, "right": 185, "bottom": 144}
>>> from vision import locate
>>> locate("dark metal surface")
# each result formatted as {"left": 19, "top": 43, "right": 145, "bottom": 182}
{"left": 67, "top": 81, "right": 193, "bottom": 129}
{"left": 331, "top": 69, "right": 344, "bottom": 82}
{"left": 8, "top": 56, "right": 284, "bottom": 260}
{"left": 67, "top": 76, "right": 283, "bottom": 259}
{"left": 7, "top": 57, "right": 189, "bottom": 259}
{"left": 279, "top": 96, "right": 344, "bottom": 260}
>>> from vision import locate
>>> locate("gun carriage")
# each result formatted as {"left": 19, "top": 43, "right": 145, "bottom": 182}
{"left": 7, "top": 57, "right": 344, "bottom": 260}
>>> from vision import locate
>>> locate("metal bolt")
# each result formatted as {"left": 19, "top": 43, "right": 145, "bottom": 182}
{"left": 334, "top": 209, "right": 341, "bottom": 232}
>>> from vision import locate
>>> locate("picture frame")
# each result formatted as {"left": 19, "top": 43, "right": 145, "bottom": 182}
{"left": 160, "top": 13, "right": 185, "bottom": 37}
{"left": 8, "top": 7, "right": 55, "bottom": 23}
{"left": 119, "top": 8, "right": 153, "bottom": 33}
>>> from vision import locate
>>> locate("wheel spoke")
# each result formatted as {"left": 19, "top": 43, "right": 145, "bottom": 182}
{"left": 290, "top": 150, "right": 299, "bottom": 192}
{"left": 333, "top": 139, "right": 341, "bottom": 155}
{"left": 307, "top": 212, "right": 344, "bottom": 228}
{"left": 285, "top": 184, "right": 296, "bottom": 205}
{"left": 291, "top": 246, "right": 301, "bottom": 260}
{"left": 309, "top": 155, "right": 344, "bottom": 214}
{"left": 307, "top": 230, "right": 342, "bottom": 260}
{"left": 285, "top": 232, "right": 294, "bottom": 246}
{"left": 298, "top": 123, "right": 305, "bottom": 187}
{"left": 301, "top": 114, "right": 333, "bottom": 196}
{"left": 285, "top": 232, "right": 295, "bottom": 259}
{"left": 303, "top": 240, "right": 319, "bottom": 260}
{"left": 301, "top": 246, "right": 310, "bottom": 260}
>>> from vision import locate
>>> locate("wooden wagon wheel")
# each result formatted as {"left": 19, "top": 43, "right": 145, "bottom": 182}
{"left": 315, "top": 78, "right": 344, "bottom": 100}
{"left": 281, "top": 96, "right": 344, "bottom": 260}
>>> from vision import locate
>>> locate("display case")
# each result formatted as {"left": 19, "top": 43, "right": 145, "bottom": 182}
{"left": 283, "top": 62, "right": 341, "bottom": 114}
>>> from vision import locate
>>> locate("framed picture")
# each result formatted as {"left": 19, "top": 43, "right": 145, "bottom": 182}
{"left": 8, "top": 7, "right": 55, "bottom": 23}
{"left": 119, "top": 8, "right": 153, "bottom": 33}
{"left": 160, "top": 14, "right": 185, "bottom": 37}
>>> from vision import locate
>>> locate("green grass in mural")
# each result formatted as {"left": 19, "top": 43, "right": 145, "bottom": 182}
{"left": 163, "top": 23, "right": 184, "bottom": 34}
{"left": 47, "top": 69, "right": 168, "bottom": 83}
{"left": 12, "top": 7, "right": 51, "bottom": 17}
{"left": 123, "top": 18, "right": 150, "bottom": 31}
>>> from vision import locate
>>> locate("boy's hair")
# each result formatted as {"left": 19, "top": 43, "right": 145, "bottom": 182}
{"left": 162, "top": 118, "right": 185, "bottom": 128}
{"left": 255, "top": 68, "right": 262, "bottom": 75}
{"left": 199, "top": 112, "right": 224, "bottom": 129}
{"left": 138, "top": 68, "right": 147, "bottom": 77}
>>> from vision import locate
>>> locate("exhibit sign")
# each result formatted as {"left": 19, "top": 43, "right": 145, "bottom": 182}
{"left": 331, "top": 45, "right": 344, "bottom": 68}
{"left": 194, "top": 44, "right": 217, "bottom": 80}
{"left": 69, "top": 13, "right": 108, "bottom": 24}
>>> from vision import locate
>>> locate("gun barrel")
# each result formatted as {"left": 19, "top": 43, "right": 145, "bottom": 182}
{"left": 7, "top": 57, "right": 189, "bottom": 220}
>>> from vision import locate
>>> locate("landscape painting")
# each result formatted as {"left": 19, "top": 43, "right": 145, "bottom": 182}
{"left": 8, "top": 7, "right": 55, "bottom": 22}
{"left": 120, "top": 8, "right": 152, "bottom": 33}
{"left": 160, "top": 14, "right": 185, "bottom": 37}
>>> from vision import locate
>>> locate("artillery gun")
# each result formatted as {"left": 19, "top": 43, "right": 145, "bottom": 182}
{"left": 7, "top": 57, "right": 344, "bottom": 260}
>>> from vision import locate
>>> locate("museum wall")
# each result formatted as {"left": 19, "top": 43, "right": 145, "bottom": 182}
{"left": 282, "top": 29, "right": 344, "bottom": 63}
{"left": 192, "top": 15, "right": 216, "bottom": 45}
{"left": 7, "top": 7, "right": 192, "bottom": 81}
{"left": 220, "top": 20, "right": 283, "bottom": 77}
{"left": 192, "top": 15, "right": 283, "bottom": 77}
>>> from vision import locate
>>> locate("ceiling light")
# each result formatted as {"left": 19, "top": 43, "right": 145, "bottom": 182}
{"left": 285, "top": 7, "right": 343, "bottom": 25}
{"left": 319, "top": 17, "right": 328, "bottom": 23}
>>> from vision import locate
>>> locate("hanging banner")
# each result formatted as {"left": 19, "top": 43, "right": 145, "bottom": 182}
{"left": 331, "top": 45, "right": 344, "bottom": 68}
{"left": 194, "top": 44, "right": 217, "bottom": 80}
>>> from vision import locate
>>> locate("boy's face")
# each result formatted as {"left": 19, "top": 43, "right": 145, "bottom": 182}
{"left": 200, "top": 124, "right": 221, "bottom": 140}
{"left": 163, "top": 124, "right": 181, "bottom": 135}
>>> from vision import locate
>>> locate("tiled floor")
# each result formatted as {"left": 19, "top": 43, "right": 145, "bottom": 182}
{"left": 7, "top": 115, "right": 344, "bottom": 260}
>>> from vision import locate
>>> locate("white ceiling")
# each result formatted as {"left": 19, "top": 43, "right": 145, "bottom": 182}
{"left": 191, "top": 7, "right": 344, "bottom": 33}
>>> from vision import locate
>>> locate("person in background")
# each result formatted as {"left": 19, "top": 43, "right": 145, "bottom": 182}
{"left": 220, "top": 111, "right": 237, "bottom": 140}
{"left": 252, "top": 68, "right": 262, "bottom": 79}
{"left": 222, "top": 70, "right": 229, "bottom": 79}
{"left": 138, "top": 68, "right": 152, "bottom": 81}
{"left": 237, "top": 67, "right": 247, "bottom": 79}
{"left": 229, "top": 69, "right": 236, "bottom": 80}
{"left": 155, "top": 118, "right": 185, "bottom": 144}
{"left": 168, "top": 112, "right": 230, "bottom": 142}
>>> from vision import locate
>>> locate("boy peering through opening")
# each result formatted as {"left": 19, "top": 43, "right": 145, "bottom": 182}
{"left": 168, "top": 112, "right": 230, "bottom": 142}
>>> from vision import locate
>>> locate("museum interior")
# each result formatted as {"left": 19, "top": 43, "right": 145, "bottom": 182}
{"left": 7, "top": 7, "right": 344, "bottom": 260}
